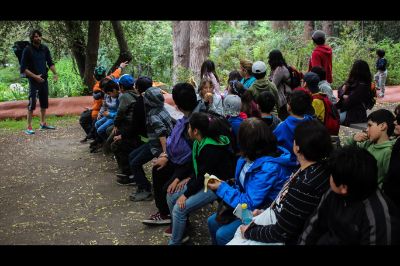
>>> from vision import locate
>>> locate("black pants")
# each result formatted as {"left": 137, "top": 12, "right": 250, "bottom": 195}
{"left": 152, "top": 161, "right": 193, "bottom": 216}
{"left": 111, "top": 138, "right": 141, "bottom": 175}
{"left": 79, "top": 110, "right": 93, "bottom": 136}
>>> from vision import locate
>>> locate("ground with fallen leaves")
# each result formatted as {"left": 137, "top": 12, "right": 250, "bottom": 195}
{"left": 0, "top": 101, "right": 397, "bottom": 245}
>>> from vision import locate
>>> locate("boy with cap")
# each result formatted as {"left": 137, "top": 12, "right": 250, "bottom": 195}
{"left": 223, "top": 94, "right": 244, "bottom": 154}
{"left": 303, "top": 72, "right": 325, "bottom": 123}
{"left": 308, "top": 30, "right": 333, "bottom": 84}
{"left": 110, "top": 74, "right": 143, "bottom": 180}
{"left": 248, "top": 61, "right": 279, "bottom": 115}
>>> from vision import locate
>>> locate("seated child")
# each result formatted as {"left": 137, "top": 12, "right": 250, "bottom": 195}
{"left": 257, "top": 91, "right": 281, "bottom": 131}
{"left": 198, "top": 77, "right": 223, "bottom": 116}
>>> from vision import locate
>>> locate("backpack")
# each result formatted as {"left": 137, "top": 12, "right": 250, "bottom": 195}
{"left": 286, "top": 65, "right": 304, "bottom": 89}
{"left": 166, "top": 117, "right": 193, "bottom": 165}
{"left": 12, "top": 41, "right": 34, "bottom": 77}
{"left": 312, "top": 93, "right": 340, "bottom": 135}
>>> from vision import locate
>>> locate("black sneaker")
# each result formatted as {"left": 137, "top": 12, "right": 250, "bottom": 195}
{"left": 116, "top": 175, "right": 136, "bottom": 186}
{"left": 129, "top": 189, "right": 153, "bottom": 202}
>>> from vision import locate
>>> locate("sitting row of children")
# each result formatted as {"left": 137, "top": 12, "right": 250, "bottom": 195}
{"left": 79, "top": 59, "right": 399, "bottom": 245}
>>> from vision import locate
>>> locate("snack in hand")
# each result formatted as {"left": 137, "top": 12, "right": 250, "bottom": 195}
{"left": 204, "top": 173, "right": 221, "bottom": 192}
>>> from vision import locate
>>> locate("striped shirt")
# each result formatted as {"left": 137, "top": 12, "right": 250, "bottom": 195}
{"left": 244, "top": 162, "right": 330, "bottom": 244}
{"left": 299, "top": 189, "right": 400, "bottom": 245}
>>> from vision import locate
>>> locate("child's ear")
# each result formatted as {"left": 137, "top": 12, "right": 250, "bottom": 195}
{"left": 338, "top": 184, "right": 348, "bottom": 195}
{"left": 380, "top": 122, "right": 388, "bottom": 132}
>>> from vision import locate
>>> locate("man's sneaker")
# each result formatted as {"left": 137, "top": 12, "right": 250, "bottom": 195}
{"left": 163, "top": 226, "right": 172, "bottom": 237}
{"left": 80, "top": 137, "right": 88, "bottom": 143}
{"left": 142, "top": 212, "right": 171, "bottom": 225}
{"left": 116, "top": 175, "right": 136, "bottom": 186}
{"left": 40, "top": 123, "right": 56, "bottom": 130}
{"left": 129, "top": 189, "right": 153, "bottom": 202}
{"left": 25, "top": 127, "right": 35, "bottom": 135}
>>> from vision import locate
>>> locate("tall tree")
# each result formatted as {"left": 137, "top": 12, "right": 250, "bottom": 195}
{"left": 322, "top": 21, "right": 334, "bottom": 36}
{"left": 64, "top": 21, "right": 86, "bottom": 78}
{"left": 83, "top": 21, "right": 100, "bottom": 92}
{"left": 189, "top": 21, "right": 210, "bottom": 83}
{"left": 172, "top": 21, "right": 190, "bottom": 84}
{"left": 109, "top": 21, "right": 133, "bottom": 75}
{"left": 272, "top": 21, "right": 290, "bottom": 31}
{"left": 304, "top": 21, "right": 315, "bottom": 40}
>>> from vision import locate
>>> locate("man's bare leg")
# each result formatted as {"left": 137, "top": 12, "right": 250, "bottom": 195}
{"left": 27, "top": 110, "right": 33, "bottom": 129}
{"left": 40, "top": 108, "right": 46, "bottom": 125}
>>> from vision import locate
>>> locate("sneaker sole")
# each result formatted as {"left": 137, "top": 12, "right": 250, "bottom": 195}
{"left": 163, "top": 232, "right": 172, "bottom": 237}
{"left": 116, "top": 181, "right": 137, "bottom": 186}
{"left": 142, "top": 219, "right": 172, "bottom": 226}
{"left": 130, "top": 196, "right": 153, "bottom": 202}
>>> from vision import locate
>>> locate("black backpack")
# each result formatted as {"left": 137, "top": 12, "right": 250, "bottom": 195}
{"left": 12, "top": 41, "right": 34, "bottom": 77}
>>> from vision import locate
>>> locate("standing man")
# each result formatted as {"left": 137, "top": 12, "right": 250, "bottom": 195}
{"left": 21, "top": 29, "right": 58, "bottom": 134}
{"left": 308, "top": 30, "right": 333, "bottom": 84}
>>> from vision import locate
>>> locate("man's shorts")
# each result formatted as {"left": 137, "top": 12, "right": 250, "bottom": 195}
{"left": 27, "top": 80, "right": 49, "bottom": 111}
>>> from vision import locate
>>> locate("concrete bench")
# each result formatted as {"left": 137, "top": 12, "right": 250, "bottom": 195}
{"left": 348, "top": 123, "right": 367, "bottom": 131}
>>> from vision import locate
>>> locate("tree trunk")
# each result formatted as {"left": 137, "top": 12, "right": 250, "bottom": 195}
{"left": 172, "top": 21, "right": 190, "bottom": 84}
{"left": 304, "top": 21, "right": 315, "bottom": 40}
{"left": 272, "top": 21, "right": 289, "bottom": 31}
{"left": 109, "top": 21, "right": 133, "bottom": 75}
{"left": 83, "top": 21, "right": 100, "bottom": 93}
{"left": 322, "top": 21, "right": 334, "bottom": 36}
{"left": 189, "top": 21, "right": 210, "bottom": 83}
{"left": 64, "top": 21, "right": 86, "bottom": 78}
{"left": 248, "top": 21, "right": 256, "bottom": 27}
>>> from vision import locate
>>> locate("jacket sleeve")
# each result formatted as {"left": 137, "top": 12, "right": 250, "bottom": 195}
{"left": 45, "top": 46, "right": 54, "bottom": 68}
{"left": 150, "top": 115, "right": 168, "bottom": 138}
{"left": 310, "top": 50, "right": 322, "bottom": 69}
{"left": 111, "top": 67, "right": 122, "bottom": 79}
{"left": 216, "top": 163, "right": 280, "bottom": 210}
{"left": 20, "top": 48, "right": 29, "bottom": 73}
{"left": 114, "top": 95, "right": 130, "bottom": 127}
{"left": 340, "top": 85, "right": 367, "bottom": 111}
{"left": 298, "top": 190, "right": 331, "bottom": 245}
{"left": 208, "top": 73, "right": 221, "bottom": 96}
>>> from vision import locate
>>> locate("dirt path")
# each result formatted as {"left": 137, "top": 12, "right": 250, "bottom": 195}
{"left": 0, "top": 119, "right": 213, "bottom": 245}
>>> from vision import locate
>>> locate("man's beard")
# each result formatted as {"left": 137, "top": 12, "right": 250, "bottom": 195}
{"left": 33, "top": 39, "right": 41, "bottom": 46}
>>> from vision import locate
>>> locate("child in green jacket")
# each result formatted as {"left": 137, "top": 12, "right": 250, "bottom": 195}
{"left": 346, "top": 109, "right": 396, "bottom": 187}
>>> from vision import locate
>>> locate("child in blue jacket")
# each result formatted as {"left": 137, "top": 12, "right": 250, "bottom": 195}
{"left": 206, "top": 118, "right": 297, "bottom": 245}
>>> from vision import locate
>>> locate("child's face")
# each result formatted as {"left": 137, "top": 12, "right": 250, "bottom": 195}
{"left": 202, "top": 82, "right": 213, "bottom": 95}
{"left": 366, "top": 120, "right": 384, "bottom": 142}
{"left": 394, "top": 120, "right": 400, "bottom": 136}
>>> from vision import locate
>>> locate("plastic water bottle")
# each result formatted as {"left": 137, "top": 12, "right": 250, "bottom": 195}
{"left": 241, "top": 203, "right": 253, "bottom": 225}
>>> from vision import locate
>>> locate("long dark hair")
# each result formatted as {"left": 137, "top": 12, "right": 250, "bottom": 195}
{"left": 268, "top": 49, "right": 288, "bottom": 70}
{"left": 200, "top": 60, "right": 220, "bottom": 83}
{"left": 346, "top": 60, "right": 372, "bottom": 86}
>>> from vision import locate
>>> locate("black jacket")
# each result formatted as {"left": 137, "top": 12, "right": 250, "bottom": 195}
{"left": 383, "top": 138, "right": 400, "bottom": 209}
{"left": 299, "top": 189, "right": 400, "bottom": 245}
{"left": 336, "top": 82, "right": 370, "bottom": 126}
{"left": 184, "top": 144, "right": 235, "bottom": 198}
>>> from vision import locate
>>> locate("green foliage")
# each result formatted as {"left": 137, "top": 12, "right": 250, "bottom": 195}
{"left": 0, "top": 115, "right": 78, "bottom": 132}
{"left": 0, "top": 66, "right": 29, "bottom": 101}
{"left": 376, "top": 39, "right": 400, "bottom": 85}
{"left": 48, "top": 58, "right": 84, "bottom": 97}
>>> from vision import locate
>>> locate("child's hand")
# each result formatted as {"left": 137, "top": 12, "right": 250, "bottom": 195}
{"left": 207, "top": 179, "right": 222, "bottom": 191}
{"left": 252, "top": 209, "right": 264, "bottom": 217}
{"left": 103, "top": 111, "right": 109, "bottom": 117}
{"left": 240, "top": 224, "right": 249, "bottom": 239}
{"left": 205, "top": 93, "right": 213, "bottom": 103}
{"left": 353, "top": 132, "right": 368, "bottom": 142}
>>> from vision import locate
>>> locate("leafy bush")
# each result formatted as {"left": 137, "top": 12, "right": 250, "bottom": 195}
{"left": 47, "top": 58, "right": 84, "bottom": 97}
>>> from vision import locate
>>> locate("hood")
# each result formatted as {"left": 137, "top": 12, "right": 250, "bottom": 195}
{"left": 314, "top": 45, "right": 332, "bottom": 56}
{"left": 371, "top": 139, "right": 397, "bottom": 149}
{"left": 283, "top": 115, "right": 314, "bottom": 135}
{"left": 251, "top": 78, "right": 270, "bottom": 91}
{"left": 237, "top": 145, "right": 297, "bottom": 173}
{"left": 144, "top": 87, "right": 164, "bottom": 108}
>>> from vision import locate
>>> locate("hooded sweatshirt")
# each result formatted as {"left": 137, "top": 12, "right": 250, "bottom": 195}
{"left": 346, "top": 137, "right": 396, "bottom": 187}
{"left": 308, "top": 45, "right": 333, "bottom": 84}
{"left": 248, "top": 78, "right": 279, "bottom": 116}
{"left": 273, "top": 114, "right": 314, "bottom": 163}
{"left": 144, "top": 87, "right": 174, "bottom": 155}
{"left": 184, "top": 135, "right": 235, "bottom": 198}
{"left": 216, "top": 146, "right": 297, "bottom": 210}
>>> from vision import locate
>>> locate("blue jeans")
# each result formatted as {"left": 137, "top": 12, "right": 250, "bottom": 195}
{"left": 208, "top": 212, "right": 242, "bottom": 245}
{"left": 339, "top": 111, "right": 347, "bottom": 124}
{"left": 167, "top": 185, "right": 218, "bottom": 245}
{"left": 128, "top": 143, "right": 155, "bottom": 191}
{"left": 95, "top": 117, "right": 114, "bottom": 141}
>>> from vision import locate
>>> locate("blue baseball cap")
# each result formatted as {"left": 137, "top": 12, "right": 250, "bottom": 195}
{"left": 118, "top": 74, "right": 135, "bottom": 88}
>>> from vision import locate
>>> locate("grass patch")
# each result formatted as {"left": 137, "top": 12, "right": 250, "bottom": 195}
{"left": 0, "top": 115, "right": 79, "bottom": 132}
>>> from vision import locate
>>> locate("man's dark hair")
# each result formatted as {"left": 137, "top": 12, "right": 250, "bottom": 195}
{"left": 103, "top": 79, "right": 119, "bottom": 93}
{"left": 328, "top": 146, "right": 378, "bottom": 201}
{"left": 288, "top": 90, "right": 312, "bottom": 116}
{"left": 310, "top": 66, "right": 327, "bottom": 81}
{"left": 367, "top": 109, "right": 396, "bottom": 136}
{"left": 135, "top": 76, "right": 153, "bottom": 94}
{"left": 253, "top": 72, "right": 267, "bottom": 80}
{"left": 29, "top": 29, "right": 42, "bottom": 42}
{"left": 376, "top": 49, "right": 385, "bottom": 58}
{"left": 239, "top": 118, "right": 278, "bottom": 161}
{"left": 257, "top": 91, "right": 276, "bottom": 113}
{"left": 294, "top": 120, "right": 333, "bottom": 162}
{"left": 172, "top": 83, "right": 198, "bottom": 112}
